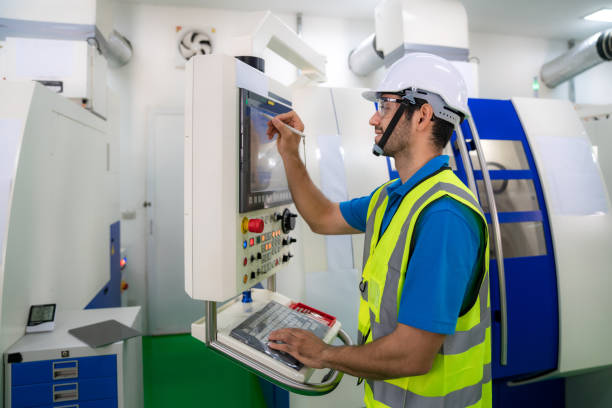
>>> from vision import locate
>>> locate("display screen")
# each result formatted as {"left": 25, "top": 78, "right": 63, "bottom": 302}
{"left": 239, "top": 89, "right": 293, "bottom": 212}
{"left": 28, "top": 304, "right": 56, "bottom": 325}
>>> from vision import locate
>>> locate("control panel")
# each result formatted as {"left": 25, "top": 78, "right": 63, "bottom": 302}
{"left": 237, "top": 207, "right": 298, "bottom": 292}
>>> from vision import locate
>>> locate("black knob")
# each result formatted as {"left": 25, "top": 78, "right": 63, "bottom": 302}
{"left": 281, "top": 208, "right": 298, "bottom": 233}
{"left": 282, "top": 253, "right": 294, "bottom": 263}
{"left": 282, "top": 237, "right": 297, "bottom": 246}
{"left": 257, "top": 252, "right": 262, "bottom": 260}
{"left": 250, "top": 255, "right": 255, "bottom": 262}
{"left": 250, "top": 272, "right": 256, "bottom": 279}
{"left": 275, "top": 212, "right": 283, "bottom": 221}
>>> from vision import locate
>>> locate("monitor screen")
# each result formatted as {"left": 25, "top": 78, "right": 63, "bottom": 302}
{"left": 239, "top": 89, "right": 293, "bottom": 212}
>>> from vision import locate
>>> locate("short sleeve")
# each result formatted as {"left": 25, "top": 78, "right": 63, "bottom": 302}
{"left": 339, "top": 192, "right": 375, "bottom": 232}
{"left": 397, "top": 198, "right": 482, "bottom": 335}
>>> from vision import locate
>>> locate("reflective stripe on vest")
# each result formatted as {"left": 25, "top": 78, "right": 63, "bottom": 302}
{"left": 365, "top": 363, "right": 491, "bottom": 408}
{"left": 357, "top": 168, "right": 491, "bottom": 408}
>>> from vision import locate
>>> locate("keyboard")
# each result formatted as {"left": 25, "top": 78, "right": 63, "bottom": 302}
{"left": 230, "top": 301, "right": 330, "bottom": 370}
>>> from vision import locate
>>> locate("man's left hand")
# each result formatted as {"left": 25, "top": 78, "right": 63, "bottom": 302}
{"left": 268, "top": 328, "right": 330, "bottom": 369}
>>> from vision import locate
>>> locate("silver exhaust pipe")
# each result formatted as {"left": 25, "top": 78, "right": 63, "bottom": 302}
{"left": 541, "top": 29, "right": 612, "bottom": 88}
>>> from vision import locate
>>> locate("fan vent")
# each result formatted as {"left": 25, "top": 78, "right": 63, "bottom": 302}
{"left": 178, "top": 29, "right": 213, "bottom": 60}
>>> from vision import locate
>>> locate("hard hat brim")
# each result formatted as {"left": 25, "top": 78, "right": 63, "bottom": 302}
{"left": 362, "top": 90, "right": 377, "bottom": 102}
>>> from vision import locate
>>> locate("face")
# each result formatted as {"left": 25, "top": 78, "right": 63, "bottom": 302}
{"left": 369, "top": 93, "right": 412, "bottom": 157}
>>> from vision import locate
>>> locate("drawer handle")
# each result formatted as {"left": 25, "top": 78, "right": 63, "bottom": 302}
{"left": 56, "top": 405, "right": 79, "bottom": 408}
{"left": 53, "top": 360, "right": 78, "bottom": 379}
{"left": 53, "top": 382, "right": 78, "bottom": 402}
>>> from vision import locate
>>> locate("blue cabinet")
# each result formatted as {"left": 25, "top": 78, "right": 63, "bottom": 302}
{"left": 8, "top": 355, "right": 118, "bottom": 408}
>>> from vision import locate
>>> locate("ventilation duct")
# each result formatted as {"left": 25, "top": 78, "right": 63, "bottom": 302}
{"left": 348, "top": 33, "right": 384, "bottom": 77}
{"left": 96, "top": 29, "right": 133, "bottom": 68}
{"left": 541, "top": 29, "right": 612, "bottom": 88}
{"left": 348, "top": 0, "right": 469, "bottom": 77}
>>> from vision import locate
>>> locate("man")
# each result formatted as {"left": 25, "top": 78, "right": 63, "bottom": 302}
{"left": 267, "top": 53, "right": 491, "bottom": 408}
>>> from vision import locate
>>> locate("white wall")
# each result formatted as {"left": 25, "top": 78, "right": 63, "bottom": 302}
{"left": 469, "top": 31, "right": 569, "bottom": 100}
{"left": 469, "top": 30, "right": 612, "bottom": 105}
{"left": 574, "top": 62, "right": 612, "bottom": 104}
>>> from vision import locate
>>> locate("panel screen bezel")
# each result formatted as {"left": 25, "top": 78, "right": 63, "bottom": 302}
{"left": 239, "top": 88, "right": 293, "bottom": 213}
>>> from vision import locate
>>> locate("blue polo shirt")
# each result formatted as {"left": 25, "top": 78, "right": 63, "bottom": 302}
{"left": 340, "top": 155, "right": 485, "bottom": 335}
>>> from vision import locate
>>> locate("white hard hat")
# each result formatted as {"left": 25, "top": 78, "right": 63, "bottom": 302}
{"left": 362, "top": 53, "right": 469, "bottom": 123}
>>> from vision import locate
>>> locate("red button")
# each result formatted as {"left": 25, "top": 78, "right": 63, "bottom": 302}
{"left": 243, "top": 257, "right": 247, "bottom": 266}
{"left": 249, "top": 238, "right": 255, "bottom": 247}
{"left": 248, "top": 219, "right": 265, "bottom": 233}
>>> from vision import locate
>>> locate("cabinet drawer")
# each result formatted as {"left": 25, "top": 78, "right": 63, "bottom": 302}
{"left": 11, "top": 377, "right": 117, "bottom": 407}
{"left": 30, "top": 398, "right": 118, "bottom": 408}
{"left": 11, "top": 355, "right": 116, "bottom": 386}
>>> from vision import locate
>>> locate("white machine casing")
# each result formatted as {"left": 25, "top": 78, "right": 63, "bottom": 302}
{"left": 512, "top": 98, "right": 612, "bottom": 377}
{"left": 0, "top": 81, "right": 119, "bottom": 401}
{"left": 184, "top": 54, "right": 299, "bottom": 301}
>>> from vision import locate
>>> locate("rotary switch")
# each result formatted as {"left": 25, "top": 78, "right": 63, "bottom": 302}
{"left": 279, "top": 208, "right": 297, "bottom": 233}
{"left": 282, "top": 237, "right": 297, "bottom": 246}
{"left": 282, "top": 253, "right": 294, "bottom": 263}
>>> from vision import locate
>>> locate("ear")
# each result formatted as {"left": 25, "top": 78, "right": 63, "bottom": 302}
{"left": 416, "top": 104, "right": 434, "bottom": 130}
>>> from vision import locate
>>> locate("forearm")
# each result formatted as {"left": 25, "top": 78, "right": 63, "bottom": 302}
{"left": 281, "top": 152, "right": 336, "bottom": 234}
{"left": 321, "top": 338, "right": 431, "bottom": 380}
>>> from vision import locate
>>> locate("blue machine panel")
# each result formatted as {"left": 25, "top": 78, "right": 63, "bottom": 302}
{"left": 458, "top": 99, "right": 559, "bottom": 380}
{"left": 86, "top": 221, "right": 121, "bottom": 309}
{"left": 447, "top": 99, "right": 564, "bottom": 405}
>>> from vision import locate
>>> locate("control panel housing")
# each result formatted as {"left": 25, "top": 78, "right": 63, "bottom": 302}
{"left": 185, "top": 54, "right": 298, "bottom": 301}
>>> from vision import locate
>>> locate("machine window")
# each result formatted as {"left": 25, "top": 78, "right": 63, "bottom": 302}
{"left": 489, "top": 222, "right": 547, "bottom": 259}
{"left": 469, "top": 140, "right": 530, "bottom": 171}
{"left": 477, "top": 179, "right": 540, "bottom": 213}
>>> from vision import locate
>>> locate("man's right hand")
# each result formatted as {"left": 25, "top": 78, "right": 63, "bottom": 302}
{"left": 266, "top": 111, "right": 305, "bottom": 159}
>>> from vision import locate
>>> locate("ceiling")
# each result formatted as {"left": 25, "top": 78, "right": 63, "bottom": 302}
{"left": 121, "top": 0, "right": 612, "bottom": 41}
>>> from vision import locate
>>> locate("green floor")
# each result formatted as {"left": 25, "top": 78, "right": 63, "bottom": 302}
{"left": 143, "top": 334, "right": 268, "bottom": 408}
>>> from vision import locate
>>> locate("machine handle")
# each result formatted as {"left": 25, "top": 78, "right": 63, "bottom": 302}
{"left": 209, "top": 328, "right": 352, "bottom": 396}
{"left": 454, "top": 126, "right": 478, "bottom": 196}
{"left": 466, "top": 113, "right": 508, "bottom": 366}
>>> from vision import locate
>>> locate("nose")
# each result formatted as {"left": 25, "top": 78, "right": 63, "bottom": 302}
{"left": 369, "top": 111, "right": 381, "bottom": 127}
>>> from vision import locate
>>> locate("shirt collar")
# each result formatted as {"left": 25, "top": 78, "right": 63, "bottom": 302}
{"left": 387, "top": 155, "right": 450, "bottom": 198}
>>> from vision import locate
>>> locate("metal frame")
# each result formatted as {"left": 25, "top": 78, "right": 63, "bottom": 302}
{"left": 463, "top": 113, "right": 508, "bottom": 366}
{"left": 202, "top": 275, "right": 350, "bottom": 395}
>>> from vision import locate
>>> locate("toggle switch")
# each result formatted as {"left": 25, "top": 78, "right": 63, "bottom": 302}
{"left": 282, "top": 237, "right": 297, "bottom": 246}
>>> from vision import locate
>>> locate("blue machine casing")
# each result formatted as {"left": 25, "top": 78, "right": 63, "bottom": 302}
{"left": 86, "top": 222, "right": 121, "bottom": 309}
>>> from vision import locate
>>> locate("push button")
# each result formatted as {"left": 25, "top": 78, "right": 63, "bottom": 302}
{"left": 248, "top": 219, "right": 265, "bottom": 233}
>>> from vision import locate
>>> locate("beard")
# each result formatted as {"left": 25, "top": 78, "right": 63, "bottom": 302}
{"left": 380, "top": 123, "right": 410, "bottom": 157}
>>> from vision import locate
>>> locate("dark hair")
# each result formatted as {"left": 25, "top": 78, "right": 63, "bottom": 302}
{"left": 404, "top": 98, "right": 464, "bottom": 150}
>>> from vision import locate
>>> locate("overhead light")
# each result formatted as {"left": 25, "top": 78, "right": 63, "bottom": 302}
{"left": 584, "top": 8, "right": 612, "bottom": 22}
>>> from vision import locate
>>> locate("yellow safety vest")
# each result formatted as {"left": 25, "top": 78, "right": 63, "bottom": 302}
{"left": 357, "top": 167, "right": 491, "bottom": 408}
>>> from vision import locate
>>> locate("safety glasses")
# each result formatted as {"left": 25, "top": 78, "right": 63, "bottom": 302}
{"left": 375, "top": 96, "right": 404, "bottom": 118}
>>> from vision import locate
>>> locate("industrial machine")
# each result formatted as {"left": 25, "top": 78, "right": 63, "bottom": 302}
{"left": 184, "top": 54, "right": 351, "bottom": 394}
{"left": 0, "top": 81, "right": 125, "bottom": 405}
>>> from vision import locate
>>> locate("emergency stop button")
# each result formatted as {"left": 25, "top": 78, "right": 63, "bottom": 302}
{"left": 248, "top": 219, "right": 264, "bottom": 233}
